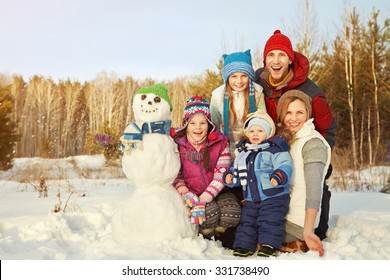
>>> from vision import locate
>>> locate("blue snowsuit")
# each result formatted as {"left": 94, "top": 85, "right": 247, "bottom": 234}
{"left": 224, "top": 136, "right": 292, "bottom": 251}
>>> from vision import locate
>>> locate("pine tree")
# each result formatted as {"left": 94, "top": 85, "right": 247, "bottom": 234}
{"left": 316, "top": 9, "right": 390, "bottom": 167}
{"left": 0, "top": 87, "right": 19, "bottom": 170}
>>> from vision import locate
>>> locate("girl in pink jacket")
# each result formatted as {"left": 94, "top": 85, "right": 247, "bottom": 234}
{"left": 172, "top": 96, "right": 241, "bottom": 243}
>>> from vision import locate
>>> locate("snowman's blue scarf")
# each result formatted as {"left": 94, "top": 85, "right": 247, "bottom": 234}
{"left": 122, "top": 120, "right": 171, "bottom": 141}
{"left": 223, "top": 81, "right": 256, "bottom": 136}
{"left": 119, "top": 120, "right": 171, "bottom": 150}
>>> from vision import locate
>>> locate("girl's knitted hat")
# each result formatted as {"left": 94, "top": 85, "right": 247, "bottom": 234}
{"left": 222, "top": 49, "right": 256, "bottom": 83}
{"left": 175, "top": 95, "right": 215, "bottom": 133}
{"left": 263, "top": 30, "right": 295, "bottom": 63}
{"left": 134, "top": 83, "right": 173, "bottom": 111}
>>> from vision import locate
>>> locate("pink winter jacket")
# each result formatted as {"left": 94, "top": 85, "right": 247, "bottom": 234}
{"left": 174, "top": 130, "right": 231, "bottom": 202}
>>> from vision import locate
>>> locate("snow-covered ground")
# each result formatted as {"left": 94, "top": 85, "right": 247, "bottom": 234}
{"left": 1, "top": 155, "right": 389, "bottom": 279}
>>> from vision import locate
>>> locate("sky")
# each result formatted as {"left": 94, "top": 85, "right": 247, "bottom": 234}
{"left": 0, "top": 0, "right": 389, "bottom": 83}
{"left": 0, "top": 155, "right": 389, "bottom": 279}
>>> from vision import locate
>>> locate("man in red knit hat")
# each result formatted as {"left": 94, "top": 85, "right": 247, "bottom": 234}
{"left": 255, "top": 30, "right": 336, "bottom": 245}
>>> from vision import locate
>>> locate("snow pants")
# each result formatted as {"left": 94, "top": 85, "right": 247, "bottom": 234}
{"left": 233, "top": 194, "right": 290, "bottom": 252}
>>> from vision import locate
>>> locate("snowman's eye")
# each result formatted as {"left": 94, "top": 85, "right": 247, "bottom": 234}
{"left": 154, "top": 97, "right": 161, "bottom": 103}
{"left": 141, "top": 95, "right": 147, "bottom": 100}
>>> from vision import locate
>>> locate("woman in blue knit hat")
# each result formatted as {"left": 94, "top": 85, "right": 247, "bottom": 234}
{"left": 210, "top": 49, "right": 267, "bottom": 155}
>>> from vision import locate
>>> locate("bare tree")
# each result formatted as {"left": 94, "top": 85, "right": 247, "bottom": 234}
{"left": 343, "top": 9, "right": 360, "bottom": 169}
{"left": 83, "top": 72, "right": 140, "bottom": 151}
{"left": 8, "top": 75, "right": 27, "bottom": 157}
{"left": 283, "top": 0, "right": 323, "bottom": 79}
{"left": 365, "top": 9, "right": 386, "bottom": 164}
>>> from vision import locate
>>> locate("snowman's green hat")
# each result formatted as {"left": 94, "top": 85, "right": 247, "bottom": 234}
{"left": 135, "top": 84, "right": 172, "bottom": 111}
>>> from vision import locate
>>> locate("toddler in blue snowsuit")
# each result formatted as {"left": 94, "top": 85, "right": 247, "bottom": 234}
{"left": 223, "top": 110, "right": 292, "bottom": 257}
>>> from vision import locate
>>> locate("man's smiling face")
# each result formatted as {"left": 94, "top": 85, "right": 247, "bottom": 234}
{"left": 265, "top": 50, "right": 292, "bottom": 83}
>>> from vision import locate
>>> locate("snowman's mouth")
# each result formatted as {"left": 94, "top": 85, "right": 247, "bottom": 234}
{"left": 141, "top": 106, "right": 158, "bottom": 113}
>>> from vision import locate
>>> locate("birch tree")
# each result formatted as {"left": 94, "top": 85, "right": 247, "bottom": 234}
{"left": 284, "top": 0, "right": 323, "bottom": 80}
{"left": 364, "top": 10, "right": 389, "bottom": 164}
{"left": 343, "top": 9, "right": 360, "bottom": 169}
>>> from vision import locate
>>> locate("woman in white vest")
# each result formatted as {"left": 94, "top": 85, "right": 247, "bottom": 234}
{"left": 276, "top": 90, "right": 331, "bottom": 257}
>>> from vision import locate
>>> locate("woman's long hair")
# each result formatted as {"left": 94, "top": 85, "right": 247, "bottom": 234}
{"left": 275, "top": 123, "right": 294, "bottom": 146}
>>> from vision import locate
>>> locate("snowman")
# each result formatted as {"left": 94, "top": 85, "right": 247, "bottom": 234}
{"left": 111, "top": 84, "right": 196, "bottom": 245}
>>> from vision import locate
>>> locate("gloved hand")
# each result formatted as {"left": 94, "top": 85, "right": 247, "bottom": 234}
{"left": 270, "top": 170, "right": 287, "bottom": 186}
{"left": 94, "top": 133, "right": 113, "bottom": 146}
{"left": 190, "top": 202, "right": 206, "bottom": 225}
{"left": 182, "top": 191, "right": 200, "bottom": 208}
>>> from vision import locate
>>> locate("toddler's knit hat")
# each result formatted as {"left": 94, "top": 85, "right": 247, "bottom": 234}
{"left": 243, "top": 110, "right": 275, "bottom": 139}
{"left": 176, "top": 95, "right": 215, "bottom": 133}
{"left": 246, "top": 118, "right": 272, "bottom": 139}
{"left": 263, "top": 30, "right": 295, "bottom": 62}
{"left": 222, "top": 49, "right": 255, "bottom": 83}
{"left": 134, "top": 83, "right": 172, "bottom": 111}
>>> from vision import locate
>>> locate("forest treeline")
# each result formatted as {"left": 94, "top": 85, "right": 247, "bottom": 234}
{"left": 0, "top": 8, "right": 389, "bottom": 171}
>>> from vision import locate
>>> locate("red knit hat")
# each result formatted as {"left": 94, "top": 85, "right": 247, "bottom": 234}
{"left": 263, "top": 30, "right": 294, "bottom": 62}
